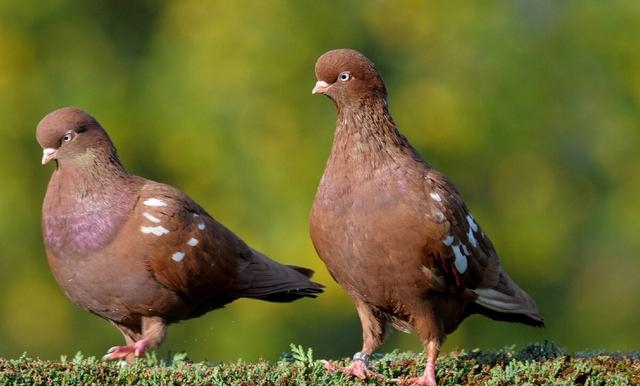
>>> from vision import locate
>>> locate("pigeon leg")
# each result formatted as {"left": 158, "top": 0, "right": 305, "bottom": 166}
{"left": 402, "top": 319, "right": 441, "bottom": 386}
{"left": 102, "top": 316, "right": 166, "bottom": 362}
{"left": 401, "top": 339, "right": 438, "bottom": 386}
{"left": 423, "top": 340, "right": 439, "bottom": 386}
{"left": 325, "top": 299, "right": 387, "bottom": 380}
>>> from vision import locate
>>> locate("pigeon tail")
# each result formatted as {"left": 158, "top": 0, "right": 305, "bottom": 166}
{"left": 241, "top": 249, "right": 324, "bottom": 302}
{"left": 471, "top": 269, "right": 544, "bottom": 327}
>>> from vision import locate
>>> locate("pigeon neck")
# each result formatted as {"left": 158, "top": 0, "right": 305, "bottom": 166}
{"left": 331, "top": 97, "right": 419, "bottom": 168}
{"left": 56, "top": 148, "right": 130, "bottom": 188}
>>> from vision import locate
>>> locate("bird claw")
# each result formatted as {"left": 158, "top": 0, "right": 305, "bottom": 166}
{"left": 391, "top": 374, "right": 437, "bottom": 386}
{"left": 102, "top": 346, "right": 134, "bottom": 361}
{"left": 321, "top": 359, "right": 335, "bottom": 371}
{"left": 102, "top": 339, "right": 149, "bottom": 361}
{"left": 322, "top": 358, "right": 386, "bottom": 381}
{"left": 344, "top": 359, "right": 369, "bottom": 379}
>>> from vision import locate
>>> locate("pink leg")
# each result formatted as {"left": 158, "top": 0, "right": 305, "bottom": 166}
{"left": 323, "top": 352, "right": 385, "bottom": 381}
{"left": 102, "top": 338, "right": 150, "bottom": 361}
{"left": 341, "top": 357, "right": 369, "bottom": 379}
{"left": 323, "top": 300, "right": 388, "bottom": 380}
{"left": 103, "top": 316, "right": 166, "bottom": 362}
{"left": 404, "top": 340, "right": 439, "bottom": 386}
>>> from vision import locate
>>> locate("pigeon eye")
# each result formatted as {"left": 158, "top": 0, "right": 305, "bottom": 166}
{"left": 62, "top": 132, "right": 74, "bottom": 143}
{"left": 338, "top": 72, "right": 351, "bottom": 82}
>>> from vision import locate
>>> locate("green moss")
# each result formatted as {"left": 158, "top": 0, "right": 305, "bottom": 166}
{"left": 0, "top": 343, "right": 637, "bottom": 386}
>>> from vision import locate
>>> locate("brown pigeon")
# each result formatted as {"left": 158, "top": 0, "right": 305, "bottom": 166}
{"left": 37, "top": 107, "right": 323, "bottom": 361}
{"left": 309, "top": 49, "right": 543, "bottom": 385}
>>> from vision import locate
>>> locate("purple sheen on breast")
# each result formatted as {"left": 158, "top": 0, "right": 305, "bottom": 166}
{"left": 44, "top": 210, "right": 119, "bottom": 257}
{"left": 43, "top": 190, "right": 133, "bottom": 258}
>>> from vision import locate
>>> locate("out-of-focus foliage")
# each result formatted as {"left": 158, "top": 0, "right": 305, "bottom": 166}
{"left": 0, "top": 0, "right": 638, "bottom": 362}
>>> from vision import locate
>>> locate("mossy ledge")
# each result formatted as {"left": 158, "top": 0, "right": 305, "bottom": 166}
{"left": 1, "top": 342, "right": 638, "bottom": 385}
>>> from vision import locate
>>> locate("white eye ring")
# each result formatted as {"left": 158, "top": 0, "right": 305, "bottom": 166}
{"left": 62, "top": 133, "right": 73, "bottom": 142}
{"left": 338, "top": 71, "right": 351, "bottom": 82}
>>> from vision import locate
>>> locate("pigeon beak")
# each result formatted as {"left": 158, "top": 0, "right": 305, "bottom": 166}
{"left": 312, "top": 80, "right": 330, "bottom": 95}
{"left": 41, "top": 148, "right": 57, "bottom": 165}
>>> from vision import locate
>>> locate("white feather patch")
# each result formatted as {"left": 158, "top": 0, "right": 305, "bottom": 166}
{"left": 143, "top": 198, "right": 167, "bottom": 207}
{"left": 187, "top": 238, "right": 199, "bottom": 247}
{"left": 140, "top": 225, "right": 169, "bottom": 236}
{"left": 467, "top": 228, "right": 478, "bottom": 247}
{"left": 474, "top": 288, "right": 525, "bottom": 312}
{"left": 430, "top": 192, "right": 442, "bottom": 202}
{"left": 171, "top": 251, "right": 185, "bottom": 262}
{"left": 467, "top": 214, "right": 479, "bottom": 232}
{"left": 442, "top": 234, "right": 455, "bottom": 246}
{"left": 452, "top": 244, "right": 468, "bottom": 273}
{"left": 143, "top": 212, "right": 161, "bottom": 224}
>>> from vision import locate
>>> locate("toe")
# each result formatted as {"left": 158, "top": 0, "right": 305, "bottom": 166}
{"left": 321, "top": 360, "right": 337, "bottom": 372}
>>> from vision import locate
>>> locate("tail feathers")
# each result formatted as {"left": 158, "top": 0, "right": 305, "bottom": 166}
{"left": 287, "top": 265, "right": 315, "bottom": 279}
{"left": 472, "top": 269, "right": 544, "bottom": 327}
{"left": 240, "top": 249, "right": 324, "bottom": 303}
{"left": 253, "top": 285, "right": 324, "bottom": 302}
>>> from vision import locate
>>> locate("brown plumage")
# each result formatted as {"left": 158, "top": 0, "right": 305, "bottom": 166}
{"left": 310, "top": 49, "right": 543, "bottom": 385}
{"left": 37, "top": 107, "right": 323, "bottom": 361}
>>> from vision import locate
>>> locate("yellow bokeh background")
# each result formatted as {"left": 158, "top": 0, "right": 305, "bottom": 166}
{"left": 0, "top": 0, "right": 638, "bottom": 362}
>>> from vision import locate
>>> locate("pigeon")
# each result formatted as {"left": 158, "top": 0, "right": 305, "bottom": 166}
{"left": 37, "top": 107, "right": 323, "bottom": 361}
{"left": 309, "top": 49, "right": 543, "bottom": 386}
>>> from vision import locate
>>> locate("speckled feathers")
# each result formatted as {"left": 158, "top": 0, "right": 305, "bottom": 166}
{"left": 37, "top": 107, "right": 323, "bottom": 361}
{"left": 310, "top": 49, "right": 542, "bottom": 385}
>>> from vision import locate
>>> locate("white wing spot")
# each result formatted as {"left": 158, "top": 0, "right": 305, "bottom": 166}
{"left": 467, "top": 228, "right": 478, "bottom": 247}
{"left": 143, "top": 212, "right": 161, "bottom": 223}
{"left": 430, "top": 192, "right": 442, "bottom": 202}
{"left": 171, "top": 251, "right": 185, "bottom": 262}
{"left": 187, "top": 237, "right": 199, "bottom": 247}
{"left": 197, "top": 222, "right": 206, "bottom": 230}
{"left": 192, "top": 213, "right": 199, "bottom": 218}
{"left": 474, "top": 288, "right": 523, "bottom": 312}
{"left": 467, "top": 214, "right": 479, "bottom": 232}
{"left": 143, "top": 198, "right": 167, "bottom": 207}
{"left": 140, "top": 225, "right": 169, "bottom": 236}
{"left": 443, "top": 234, "right": 454, "bottom": 246}
{"left": 452, "top": 244, "right": 468, "bottom": 273}
{"left": 461, "top": 243, "right": 471, "bottom": 256}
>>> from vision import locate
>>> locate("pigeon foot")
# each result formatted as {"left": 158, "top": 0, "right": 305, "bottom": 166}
{"left": 102, "top": 338, "right": 150, "bottom": 361}
{"left": 322, "top": 358, "right": 386, "bottom": 381}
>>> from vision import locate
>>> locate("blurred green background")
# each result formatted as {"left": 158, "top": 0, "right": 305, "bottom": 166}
{"left": 1, "top": 0, "right": 638, "bottom": 362}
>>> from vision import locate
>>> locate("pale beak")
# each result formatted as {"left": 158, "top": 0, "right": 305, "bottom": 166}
{"left": 41, "top": 148, "right": 56, "bottom": 165}
{"left": 312, "top": 80, "right": 330, "bottom": 95}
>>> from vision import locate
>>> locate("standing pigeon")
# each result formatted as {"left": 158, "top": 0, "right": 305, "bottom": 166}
{"left": 309, "top": 49, "right": 543, "bottom": 386}
{"left": 37, "top": 107, "right": 323, "bottom": 361}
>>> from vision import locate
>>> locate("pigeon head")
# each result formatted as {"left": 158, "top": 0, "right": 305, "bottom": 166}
{"left": 312, "top": 49, "right": 387, "bottom": 108}
{"left": 36, "top": 107, "right": 118, "bottom": 166}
